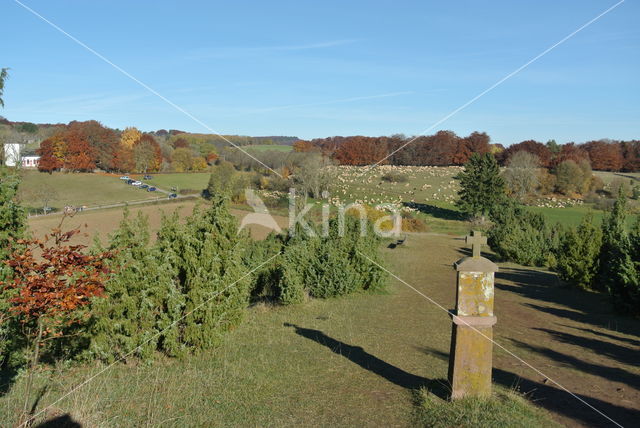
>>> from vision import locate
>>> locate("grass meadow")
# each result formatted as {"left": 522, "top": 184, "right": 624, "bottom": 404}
{"left": 18, "top": 170, "right": 158, "bottom": 213}
{"left": 19, "top": 166, "right": 640, "bottom": 239}
{"left": 244, "top": 144, "right": 293, "bottom": 152}
{"left": 330, "top": 166, "right": 639, "bottom": 233}
{"left": 2, "top": 234, "right": 638, "bottom": 426}
{"left": 136, "top": 172, "right": 211, "bottom": 192}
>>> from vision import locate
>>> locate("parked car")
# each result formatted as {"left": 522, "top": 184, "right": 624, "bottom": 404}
{"left": 126, "top": 179, "right": 135, "bottom": 185}
{"left": 140, "top": 184, "right": 149, "bottom": 189}
{"left": 168, "top": 193, "right": 178, "bottom": 199}
{"left": 132, "top": 181, "right": 142, "bottom": 186}
{"left": 147, "top": 187, "right": 156, "bottom": 192}
{"left": 143, "top": 175, "right": 152, "bottom": 180}
{"left": 119, "top": 175, "right": 130, "bottom": 180}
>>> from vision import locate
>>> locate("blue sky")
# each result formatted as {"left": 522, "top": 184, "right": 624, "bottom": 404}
{"left": 1, "top": 0, "right": 638, "bottom": 145}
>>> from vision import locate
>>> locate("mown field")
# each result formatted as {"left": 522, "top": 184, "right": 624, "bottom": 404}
{"left": 593, "top": 170, "right": 640, "bottom": 185}
{"left": 18, "top": 170, "right": 158, "bottom": 213}
{"left": 134, "top": 172, "right": 211, "bottom": 192}
{"left": 27, "top": 199, "right": 288, "bottom": 244}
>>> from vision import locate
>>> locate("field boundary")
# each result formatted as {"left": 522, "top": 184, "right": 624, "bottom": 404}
{"left": 27, "top": 194, "right": 199, "bottom": 218}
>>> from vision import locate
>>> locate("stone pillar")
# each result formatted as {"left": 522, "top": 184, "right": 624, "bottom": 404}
{"left": 448, "top": 231, "right": 498, "bottom": 400}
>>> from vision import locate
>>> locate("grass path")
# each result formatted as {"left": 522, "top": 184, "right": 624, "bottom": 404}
{"left": 2, "top": 235, "right": 639, "bottom": 426}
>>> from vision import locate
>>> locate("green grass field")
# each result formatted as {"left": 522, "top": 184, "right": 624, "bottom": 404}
{"left": 18, "top": 170, "right": 158, "bottom": 213}
{"left": 527, "top": 204, "right": 639, "bottom": 228}
{"left": 332, "top": 166, "right": 639, "bottom": 233}
{"left": 3, "top": 234, "right": 637, "bottom": 426}
{"left": 138, "top": 172, "right": 211, "bottom": 192}
{"left": 244, "top": 144, "right": 293, "bottom": 152}
{"left": 593, "top": 170, "right": 640, "bottom": 185}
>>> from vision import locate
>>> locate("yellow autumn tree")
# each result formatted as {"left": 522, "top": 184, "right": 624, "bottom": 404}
{"left": 50, "top": 133, "right": 67, "bottom": 163}
{"left": 120, "top": 127, "right": 141, "bottom": 149}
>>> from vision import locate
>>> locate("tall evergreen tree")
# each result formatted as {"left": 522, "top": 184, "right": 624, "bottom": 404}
{"left": 597, "top": 191, "right": 639, "bottom": 314}
{"left": 555, "top": 213, "right": 602, "bottom": 290}
{"left": 457, "top": 153, "right": 505, "bottom": 219}
{"left": 0, "top": 167, "right": 27, "bottom": 367}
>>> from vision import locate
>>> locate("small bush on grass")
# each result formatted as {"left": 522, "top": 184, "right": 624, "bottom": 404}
{"left": 402, "top": 214, "right": 429, "bottom": 232}
{"left": 555, "top": 213, "right": 602, "bottom": 290}
{"left": 488, "top": 201, "right": 562, "bottom": 267}
{"left": 414, "top": 387, "right": 561, "bottom": 428}
{"left": 381, "top": 171, "right": 409, "bottom": 183}
{"left": 250, "top": 216, "right": 387, "bottom": 304}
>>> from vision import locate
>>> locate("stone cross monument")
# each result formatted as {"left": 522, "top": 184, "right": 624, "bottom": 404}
{"left": 448, "top": 230, "right": 498, "bottom": 399}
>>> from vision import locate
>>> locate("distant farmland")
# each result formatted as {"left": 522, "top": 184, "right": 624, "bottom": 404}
{"left": 244, "top": 144, "right": 293, "bottom": 153}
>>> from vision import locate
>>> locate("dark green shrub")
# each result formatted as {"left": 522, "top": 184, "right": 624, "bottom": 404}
{"left": 251, "top": 216, "right": 387, "bottom": 305}
{"left": 156, "top": 197, "right": 252, "bottom": 350}
{"left": 555, "top": 214, "right": 602, "bottom": 290}
{"left": 598, "top": 193, "right": 640, "bottom": 314}
{"left": 0, "top": 168, "right": 27, "bottom": 368}
{"left": 85, "top": 210, "right": 185, "bottom": 362}
{"left": 87, "top": 197, "right": 253, "bottom": 362}
{"left": 488, "top": 201, "right": 561, "bottom": 267}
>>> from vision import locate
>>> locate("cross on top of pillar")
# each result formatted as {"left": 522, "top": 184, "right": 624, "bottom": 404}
{"left": 466, "top": 230, "right": 487, "bottom": 258}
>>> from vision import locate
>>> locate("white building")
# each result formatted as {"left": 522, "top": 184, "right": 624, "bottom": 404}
{"left": 21, "top": 155, "right": 40, "bottom": 168}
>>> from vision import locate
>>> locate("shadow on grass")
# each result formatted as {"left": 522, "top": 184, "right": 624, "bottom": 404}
{"left": 508, "top": 338, "right": 640, "bottom": 390}
{"left": 285, "top": 323, "right": 434, "bottom": 392}
{"left": 561, "top": 325, "right": 640, "bottom": 348}
{"left": 495, "top": 267, "right": 640, "bottom": 338}
{"left": 493, "top": 367, "right": 639, "bottom": 428}
{"left": 0, "top": 366, "right": 19, "bottom": 397}
{"left": 455, "top": 246, "right": 500, "bottom": 263}
{"left": 419, "top": 345, "right": 639, "bottom": 427}
{"left": 532, "top": 328, "right": 638, "bottom": 365}
{"left": 35, "top": 414, "right": 82, "bottom": 427}
{"left": 402, "top": 203, "right": 466, "bottom": 221}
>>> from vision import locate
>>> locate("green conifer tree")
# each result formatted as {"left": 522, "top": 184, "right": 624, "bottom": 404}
{"left": 156, "top": 196, "right": 251, "bottom": 350}
{"left": 555, "top": 213, "right": 602, "bottom": 290}
{"left": 0, "top": 167, "right": 27, "bottom": 367}
{"left": 457, "top": 153, "right": 505, "bottom": 219}
{"left": 597, "top": 192, "right": 640, "bottom": 314}
{"left": 86, "top": 209, "right": 185, "bottom": 362}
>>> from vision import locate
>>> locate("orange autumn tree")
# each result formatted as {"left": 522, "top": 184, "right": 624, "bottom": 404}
{"left": 36, "top": 137, "right": 64, "bottom": 173}
{"left": 333, "top": 136, "right": 388, "bottom": 165}
{"left": 1, "top": 216, "right": 113, "bottom": 419}
{"left": 64, "top": 130, "right": 96, "bottom": 172}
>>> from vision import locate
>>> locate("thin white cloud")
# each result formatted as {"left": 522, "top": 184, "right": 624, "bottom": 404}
{"left": 186, "top": 39, "right": 361, "bottom": 60}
